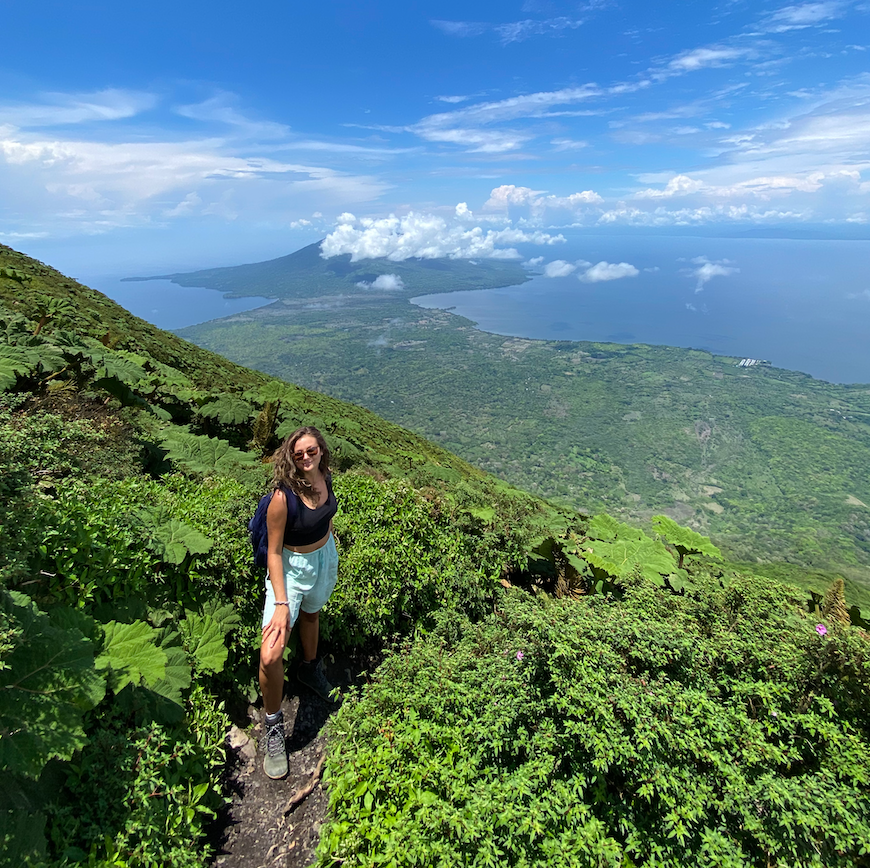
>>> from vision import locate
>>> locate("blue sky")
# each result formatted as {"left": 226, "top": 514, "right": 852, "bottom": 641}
{"left": 2, "top": 0, "right": 870, "bottom": 274}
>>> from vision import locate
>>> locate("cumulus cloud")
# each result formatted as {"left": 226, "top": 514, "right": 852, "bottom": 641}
{"left": 320, "top": 211, "right": 565, "bottom": 261}
{"left": 579, "top": 261, "right": 640, "bottom": 282}
{"left": 847, "top": 289, "right": 870, "bottom": 300}
{"left": 484, "top": 184, "right": 603, "bottom": 220}
{"left": 526, "top": 256, "right": 544, "bottom": 267}
{"left": 690, "top": 256, "right": 739, "bottom": 292}
{"left": 356, "top": 273, "right": 406, "bottom": 291}
{"left": 544, "top": 259, "right": 578, "bottom": 277}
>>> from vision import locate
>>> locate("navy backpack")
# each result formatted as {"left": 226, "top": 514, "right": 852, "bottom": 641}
{"left": 248, "top": 485, "right": 298, "bottom": 569}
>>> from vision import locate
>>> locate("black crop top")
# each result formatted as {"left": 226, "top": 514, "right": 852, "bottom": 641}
{"left": 283, "top": 476, "right": 338, "bottom": 547}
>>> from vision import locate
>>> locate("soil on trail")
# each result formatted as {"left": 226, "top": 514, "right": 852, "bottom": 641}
{"left": 213, "top": 652, "right": 374, "bottom": 868}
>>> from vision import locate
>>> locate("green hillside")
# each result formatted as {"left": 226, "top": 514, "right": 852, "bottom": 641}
{"left": 180, "top": 283, "right": 870, "bottom": 606}
{"left": 124, "top": 240, "right": 530, "bottom": 299}
{"left": 2, "top": 244, "right": 869, "bottom": 868}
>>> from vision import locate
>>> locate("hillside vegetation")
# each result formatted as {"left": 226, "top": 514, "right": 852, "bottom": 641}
{"left": 178, "top": 271, "right": 870, "bottom": 608}
{"left": 2, "top": 244, "right": 869, "bottom": 868}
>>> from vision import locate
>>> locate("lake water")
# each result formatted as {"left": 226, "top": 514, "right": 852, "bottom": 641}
{"left": 82, "top": 275, "right": 273, "bottom": 331}
{"left": 412, "top": 235, "right": 870, "bottom": 385}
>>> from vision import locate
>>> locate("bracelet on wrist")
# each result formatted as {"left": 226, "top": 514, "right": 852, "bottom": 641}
{"left": 274, "top": 601, "right": 290, "bottom": 607}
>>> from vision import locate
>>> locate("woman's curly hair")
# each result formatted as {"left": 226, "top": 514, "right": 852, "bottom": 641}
{"left": 271, "top": 426, "right": 332, "bottom": 503}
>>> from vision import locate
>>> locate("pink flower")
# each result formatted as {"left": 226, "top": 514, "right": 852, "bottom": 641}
{"left": 815, "top": 624, "right": 828, "bottom": 637}
{"left": 516, "top": 651, "right": 524, "bottom": 661}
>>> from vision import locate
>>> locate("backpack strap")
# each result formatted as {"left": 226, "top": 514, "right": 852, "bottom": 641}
{"left": 281, "top": 484, "right": 299, "bottom": 527}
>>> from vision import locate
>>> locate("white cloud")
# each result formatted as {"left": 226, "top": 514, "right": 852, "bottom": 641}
{"left": 356, "top": 273, "right": 406, "bottom": 290}
{"left": 436, "top": 95, "right": 471, "bottom": 104}
{"left": 544, "top": 259, "right": 578, "bottom": 277}
{"left": 430, "top": 20, "right": 489, "bottom": 37}
{"left": 164, "top": 192, "right": 202, "bottom": 218}
{"left": 579, "top": 261, "right": 639, "bottom": 282}
{"left": 431, "top": 16, "right": 585, "bottom": 44}
{"left": 526, "top": 256, "right": 544, "bottom": 266}
{"left": 636, "top": 175, "right": 706, "bottom": 198}
{"left": 597, "top": 204, "right": 810, "bottom": 225}
{"left": 0, "top": 131, "right": 389, "bottom": 235}
{"left": 761, "top": 1, "right": 846, "bottom": 32}
{"left": 550, "top": 138, "right": 588, "bottom": 150}
{"left": 633, "top": 170, "right": 855, "bottom": 203}
{"left": 690, "top": 256, "right": 739, "bottom": 292}
{"left": 484, "top": 184, "right": 603, "bottom": 219}
{"left": 320, "top": 211, "right": 565, "bottom": 261}
{"left": 175, "top": 93, "right": 289, "bottom": 139}
{"left": 0, "top": 89, "right": 157, "bottom": 128}
{"left": 408, "top": 86, "right": 601, "bottom": 153}
{"left": 657, "top": 46, "right": 754, "bottom": 78}
{"left": 495, "top": 17, "right": 585, "bottom": 44}
{"left": 847, "top": 288, "right": 870, "bottom": 300}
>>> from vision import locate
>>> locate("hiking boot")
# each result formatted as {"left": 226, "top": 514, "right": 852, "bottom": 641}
{"left": 297, "top": 658, "right": 338, "bottom": 703}
{"left": 263, "top": 711, "right": 288, "bottom": 779}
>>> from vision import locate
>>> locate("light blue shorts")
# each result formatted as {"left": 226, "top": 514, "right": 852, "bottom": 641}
{"left": 262, "top": 534, "right": 339, "bottom": 628}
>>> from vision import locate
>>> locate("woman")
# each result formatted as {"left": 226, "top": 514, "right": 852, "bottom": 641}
{"left": 259, "top": 426, "right": 339, "bottom": 779}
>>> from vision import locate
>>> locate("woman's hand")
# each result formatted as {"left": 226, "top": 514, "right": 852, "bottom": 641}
{"left": 262, "top": 604, "right": 291, "bottom": 650}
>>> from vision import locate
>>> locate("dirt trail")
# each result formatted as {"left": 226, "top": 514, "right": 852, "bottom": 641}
{"left": 213, "top": 652, "right": 374, "bottom": 868}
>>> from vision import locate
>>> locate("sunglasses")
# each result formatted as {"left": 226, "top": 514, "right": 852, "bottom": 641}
{"left": 292, "top": 445, "right": 320, "bottom": 461}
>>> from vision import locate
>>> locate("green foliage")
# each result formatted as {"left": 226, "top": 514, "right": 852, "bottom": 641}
{"left": 159, "top": 428, "right": 259, "bottom": 475}
{"left": 138, "top": 511, "right": 214, "bottom": 565}
{"left": 5, "top": 242, "right": 870, "bottom": 868}
{"left": 652, "top": 514, "right": 723, "bottom": 568}
{"left": 48, "top": 701, "right": 227, "bottom": 868}
{"left": 557, "top": 513, "right": 678, "bottom": 590}
{"left": 0, "top": 591, "right": 105, "bottom": 778}
{"left": 197, "top": 395, "right": 254, "bottom": 425}
{"left": 180, "top": 600, "right": 241, "bottom": 674}
{"left": 328, "top": 473, "right": 490, "bottom": 645}
{"left": 320, "top": 582, "right": 870, "bottom": 868}
{"left": 180, "top": 283, "right": 870, "bottom": 592}
{"left": 97, "top": 620, "right": 172, "bottom": 694}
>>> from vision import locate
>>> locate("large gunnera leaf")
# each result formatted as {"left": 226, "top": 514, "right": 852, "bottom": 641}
{"left": 181, "top": 601, "right": 241, "bottom": 674}
{"left": 0, "top": 343, "right": 65, "bottom": 390}
{"left": 198, "top": 395, "right": 255, "bottom": 425}
{"left": 160, "top": 428, "right": 258, "bottom": 474}
{"left": 95, "top": 620, "right": 168, "bottom": 693}
{"left": 139, "top": 512, "right": 214, "bottom": 565}
{"left": 582, "top": 536, "right": 676, "bottom": 585}
{"left": 78, "top": 341, "right": 148, "bottom": 385}
{"left": 0, "top": 592, "right": 106, "bottom": 778}
{"left": 652, "top": 514, "right": 723, "bottom": 563}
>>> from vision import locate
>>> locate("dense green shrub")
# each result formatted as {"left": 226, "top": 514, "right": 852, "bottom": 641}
{"left": 328, "top": 473, "right": 494, "bottom": 646}
{"left": 320, "top": 578, "right": 870, "bottom": 867}
{"left": 47, "top": 684, "right": 228, "bottom": 868}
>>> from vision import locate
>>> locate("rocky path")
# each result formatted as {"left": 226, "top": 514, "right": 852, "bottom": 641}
{"left": 212, "top": 653, "right": 372, "bottom": 868}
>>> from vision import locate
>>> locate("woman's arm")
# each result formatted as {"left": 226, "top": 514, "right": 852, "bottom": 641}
{"left": 263, "top": 489, "right": 291, "bottom": 649}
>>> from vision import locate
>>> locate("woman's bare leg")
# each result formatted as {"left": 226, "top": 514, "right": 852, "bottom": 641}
{"left": 298, "top": 610, "right": 319, "bottom": 663}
